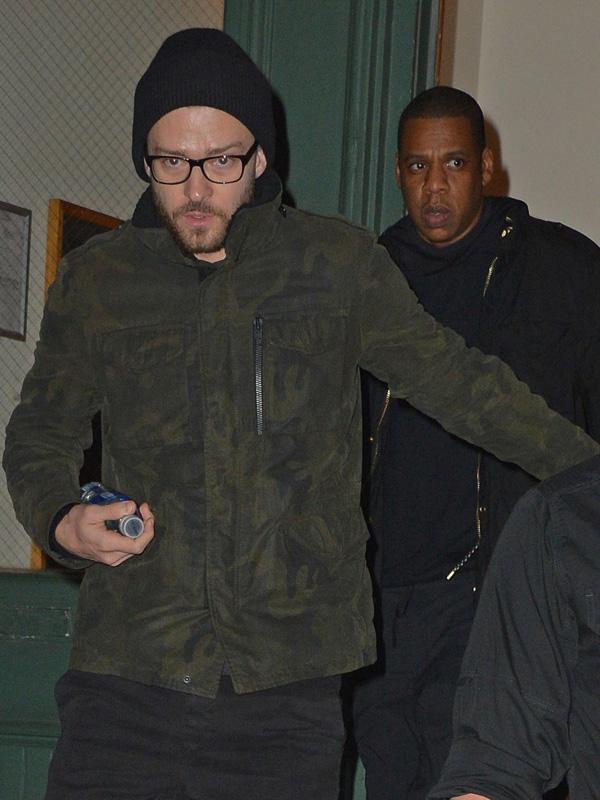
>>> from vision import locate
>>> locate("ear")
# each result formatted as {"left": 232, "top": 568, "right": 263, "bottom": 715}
{"left": 394, "top": 152, "right": 402, "bottom": 188}
{"left": 481, "top": 146, "right": 494, "bottom": 188}
{"left": 254, "top": 145, "right": 267, "bottom": 179}
{"left": 143, "top": 156, "right": 152, "bottom": 180}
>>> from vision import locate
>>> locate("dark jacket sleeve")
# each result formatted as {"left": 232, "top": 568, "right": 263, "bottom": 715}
{"left": 428, "top": 487, "right": 573, "bottom": 800}
{"left": 357, "top": 244, "right": 600, "bottom": 480}
{"left": 572, "top": 230, "right": 600, "bottom": 441}
{"left": 3, "top": 255, "right": 99, "bottom": 569}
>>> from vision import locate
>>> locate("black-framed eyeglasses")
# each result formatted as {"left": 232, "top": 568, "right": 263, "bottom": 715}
{"left": 145, "top": 140, "right": 259, "bottom": 185}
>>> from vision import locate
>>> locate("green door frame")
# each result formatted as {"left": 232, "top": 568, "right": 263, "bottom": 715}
{"left": 224, "top": 0, "right": 440, "bottom": 233}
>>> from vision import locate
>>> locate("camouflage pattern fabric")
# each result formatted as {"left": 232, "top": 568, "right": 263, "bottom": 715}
{"left": 4, "top": 190, "right": 599, "bottom": 697}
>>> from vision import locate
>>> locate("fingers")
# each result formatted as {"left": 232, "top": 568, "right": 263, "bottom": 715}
{"left": 138, "top": 502, "right": 154, "bottom": 525}
{"left": 55, "top": 500, "right": 155, "bottom": 565}
{"left": 84, "top": 499, "right": 137, "bottom": 522}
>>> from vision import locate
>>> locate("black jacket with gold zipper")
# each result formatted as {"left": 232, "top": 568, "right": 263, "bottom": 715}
{"left": 365, "top": 196, "right": 600, "bottom": 588}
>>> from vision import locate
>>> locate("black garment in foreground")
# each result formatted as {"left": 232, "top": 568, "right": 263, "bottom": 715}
{"left": 45, "top": 670, "right": 345, "bottom": 800}
{"left": 429, "top": 455, "right": 600, "bottom": 800}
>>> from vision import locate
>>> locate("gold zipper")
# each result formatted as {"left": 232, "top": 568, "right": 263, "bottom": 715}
{"left": 447, "top": 451, "right": 483, "bottom": 580}
{"left": 369, "top": 387, "right": 391, "bottom": 478}
{"left": 482, "top": 256, "right": 498, "bottom": 298}
{"left": 446, "top": 225, "right": 511, "bottom": 580}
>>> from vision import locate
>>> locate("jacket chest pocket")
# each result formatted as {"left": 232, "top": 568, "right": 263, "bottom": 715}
{"left": 101, "top": 326, "right": 191, "bottom": 449}
{"left": 496, "top": 318, "right": 573, "bottom": 369}
{"left": 254, "top": 311, "right": 349, "bottom": 435}
{"left": 493, "top": 317, "right": 576, "bottom": 401}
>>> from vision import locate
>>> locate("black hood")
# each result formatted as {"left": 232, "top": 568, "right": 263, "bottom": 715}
{"left": 379, "top": 196, "right": 529, "bottom": 281}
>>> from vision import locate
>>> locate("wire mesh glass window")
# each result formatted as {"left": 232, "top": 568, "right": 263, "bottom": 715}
{"left": 0, "top": 1, "right": 224, "bottom": 568}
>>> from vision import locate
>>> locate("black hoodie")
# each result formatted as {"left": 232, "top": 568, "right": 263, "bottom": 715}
{"left": 376, "top": 197, "right": 522, "bottom": 586}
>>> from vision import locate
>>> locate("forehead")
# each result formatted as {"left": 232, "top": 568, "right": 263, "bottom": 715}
{"left": 147, "top": 106, "right": 253, "bottom": 148}
{"left": 400, "top": 116, "right": 478, "bottom": 154}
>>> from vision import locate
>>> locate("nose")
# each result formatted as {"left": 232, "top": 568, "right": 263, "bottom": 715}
{"left": 184, "top": 164, "right": 213, "bottom": 201}
{"left": 424, "top": 161, "right": 447, "bottom": 195}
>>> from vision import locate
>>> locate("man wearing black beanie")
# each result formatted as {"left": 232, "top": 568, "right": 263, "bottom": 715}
{"left": 5, "top": 28, "right": 600, "bottom": 800}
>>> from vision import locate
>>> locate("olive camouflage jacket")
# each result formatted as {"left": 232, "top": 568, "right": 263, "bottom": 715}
{"left": 4, "top": 177, "right": 599, "bottom": 697}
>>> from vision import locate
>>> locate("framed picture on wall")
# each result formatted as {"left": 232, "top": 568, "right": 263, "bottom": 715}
{"left": 0, "top": 201, "right": 31, "bottom": 340}
{"left": 45, "top": 198, "right": 123, "bottom": 294}
{"left": 31, "top": 199, "right": 123, "bottom": 570}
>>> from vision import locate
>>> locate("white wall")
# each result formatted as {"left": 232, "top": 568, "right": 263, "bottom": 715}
{"left": 0, "top": 1, "right": 224, "bottom": 567}
{"left": 438, "top": 0, "right": 482, "bottom": 99}
{"left": 439, "top": 0, "right": 600, "bottom": 245}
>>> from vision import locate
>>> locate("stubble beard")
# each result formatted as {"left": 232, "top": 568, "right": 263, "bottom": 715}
{"left": 154, "top": 179, "right": 256, "bottom": 259}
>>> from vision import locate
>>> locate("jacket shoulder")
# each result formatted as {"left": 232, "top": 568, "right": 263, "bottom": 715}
{"left": 51, "top": 223, "right": 147, "bottom": 296}
{"left": 60, "top": 220, "right": 133, "bottom": 267}
{"left": 526, "top": 215, "right": 600, "bottom": 260}
{"left": 283, "top": 205, "right": 378, "bottom": 246}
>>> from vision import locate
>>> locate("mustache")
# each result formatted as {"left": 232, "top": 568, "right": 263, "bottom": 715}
{"left": 423, "top": 204, "right": 450, "bottom": 214}
{"left": 173, "top": 200, "right": 226, "bottom": 219}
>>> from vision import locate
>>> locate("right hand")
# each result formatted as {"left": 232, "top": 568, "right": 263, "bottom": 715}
{"left": 55, "top": 500, "right": 155, "bottom": 566}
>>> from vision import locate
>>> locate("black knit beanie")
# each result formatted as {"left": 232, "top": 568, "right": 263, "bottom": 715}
{"left": 132, "top": 28, "right": 275, "bottom": 181}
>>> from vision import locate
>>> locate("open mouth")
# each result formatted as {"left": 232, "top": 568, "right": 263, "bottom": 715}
{"left": 423, "top": 206, "right": 450, "bottom": 227}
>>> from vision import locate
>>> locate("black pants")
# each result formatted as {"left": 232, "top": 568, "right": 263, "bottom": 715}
{"left": 351, "top": 573, "right": 476, "bottom": 800}
{"left": 45, "top": 669, "right": 345, "bottom": 800}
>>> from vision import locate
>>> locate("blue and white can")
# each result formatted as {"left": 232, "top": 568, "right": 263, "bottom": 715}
{"left": 80, "top": 482, "right": 144, "bottom": 539}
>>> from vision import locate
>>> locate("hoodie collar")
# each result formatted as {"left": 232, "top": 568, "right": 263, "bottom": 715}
{"left": 380, "top": 196, "right": 529, "bottom": 280}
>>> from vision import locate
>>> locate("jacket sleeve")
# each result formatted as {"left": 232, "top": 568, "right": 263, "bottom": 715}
{"left": 428, "top": 488, "right": 573, "bottom": 800}
{"left": 358, "top": 244, "right": 600, "bottom": 479}
{"left": 3, "top": 255, "right": 101, "bottom": 569}
{"left": 575, "top": 235, "right": 600, "bottom": 441}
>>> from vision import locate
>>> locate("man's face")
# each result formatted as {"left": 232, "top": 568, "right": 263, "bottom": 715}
{"left": 145, "top": 106, "right": 267, "bottom": 261}
{"left": 397, "top": 116, "right": 493, "bottom": 247}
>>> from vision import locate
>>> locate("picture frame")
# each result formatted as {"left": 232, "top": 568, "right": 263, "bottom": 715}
{"left": 0, "top": 201, "right": 31, "bottom": 340}
{"left": 45, "top": 198, "right": 122, "bottom": 295}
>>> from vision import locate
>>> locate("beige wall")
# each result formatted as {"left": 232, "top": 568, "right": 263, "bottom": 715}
{"left": 440, "top": 0, "right": 600, "bottom": 244}
{"left": 0, "top": 1, "right": 224, "bottom": 567}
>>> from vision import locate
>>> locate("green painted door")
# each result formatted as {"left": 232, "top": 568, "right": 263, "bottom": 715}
{"left": 225, "top": 0, "right": 439, "bottom": 233}
{"left": 0, "top": 571, "right": 80, "bottom": 799}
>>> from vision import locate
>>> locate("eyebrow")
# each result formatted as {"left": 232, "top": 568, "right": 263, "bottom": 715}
{"left": 403, "top": 148, "right": 470, "bottom": 161}
{"left": 150, "top": 141, "right": 247, "bottom": 157}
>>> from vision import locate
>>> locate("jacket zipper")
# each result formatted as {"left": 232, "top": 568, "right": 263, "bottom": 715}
{"left": 447, "top": 452, "right": 484, "bottom": 579}
{"left": 446, "top": 247, "right": 502, "bottom": 581}
{"left": 481, "top": 255, "right": 498, "bottom": 297}
{"left": 253, "top": 317, "right": 264, "bottom": 436}
{"left": 369, "top": 387, "right": 391, "bottom": 478}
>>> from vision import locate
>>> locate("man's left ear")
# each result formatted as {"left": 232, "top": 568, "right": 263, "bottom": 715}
{"left": 255, "top": 145, "right": 267, "bottom": 178}
{"left": 481, "top": 146, "right": 494, "bottom": 188}
{"left": 394, "top": 152, "right": 402, "bottom": 188}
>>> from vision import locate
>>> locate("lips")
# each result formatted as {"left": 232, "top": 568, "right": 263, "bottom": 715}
{"left": 423, "top": 205, "right": 451, "bottom": 228}
{"left": 182, "top": 211, "right": 213, "bottom": 226}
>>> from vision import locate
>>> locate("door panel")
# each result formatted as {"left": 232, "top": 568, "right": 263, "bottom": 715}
{"left": 225, "top": 0, "right": 439, "bottom": 232}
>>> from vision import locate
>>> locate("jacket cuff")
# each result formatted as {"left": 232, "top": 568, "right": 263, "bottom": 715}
{"left": 47, "top": 502, "right": 90, "bottom": 566}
